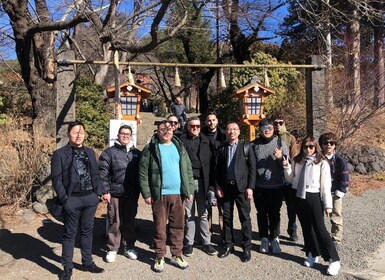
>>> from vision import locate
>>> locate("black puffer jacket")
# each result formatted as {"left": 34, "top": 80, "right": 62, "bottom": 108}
{"left": 99, "top": 142, "right": 141, "bottom": 197}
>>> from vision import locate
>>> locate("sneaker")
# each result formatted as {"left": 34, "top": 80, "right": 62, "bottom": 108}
{"left": 287, "top": 228, "right": 299, "bottom": 242}
{"left": 271, "top": 238, "right": 281, "bottom": 254}
{"left": 203, "top": 244, "right": 217, "bottom": 256}
{"left": 304, "top": 252, "right": 319, "bottom": 268}
{"left": 327, "top": 260, "right": 341, "bottom": 276}
{"left": 153, "top": 257, "right": 165, "bottom": 273}
{"left": 260, "top": 237, "right": 269, "bottom": 253}
{"left": 170, "top": 256, "right": 189, "bottom": 270}
{"left": 124, "top": 248, "right": 138, "bottom": 260}
{"left": 105, "top": 251, "right": 117, "bottom": 263}
{"left": 183, "top": 245, "right": 193, "bottom": 257}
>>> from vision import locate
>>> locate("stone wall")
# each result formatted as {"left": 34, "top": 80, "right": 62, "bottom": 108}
{"left": 343, "top": 146, "right": 385, "bottom": 175}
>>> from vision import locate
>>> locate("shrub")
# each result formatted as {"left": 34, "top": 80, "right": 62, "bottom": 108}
{"left": 0, "top": 119, "right": 53, "bottom": 210}
{"left": 76, "top": 78, "right": 113, "bottom": 149}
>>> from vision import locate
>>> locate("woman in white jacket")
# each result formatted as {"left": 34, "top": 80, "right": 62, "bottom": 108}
{"left": 283, "top": 135, "right": 340, "bottom": 276}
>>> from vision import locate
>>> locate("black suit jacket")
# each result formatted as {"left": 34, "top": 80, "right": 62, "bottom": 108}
{"left": 51, "top": 144, "right": 102, "bottom": 214}
{"left": 180, "top": 133, "right": 213, "bottom": 193}
{"left": 215, "top": 141, "right": 256, "bottom": 192}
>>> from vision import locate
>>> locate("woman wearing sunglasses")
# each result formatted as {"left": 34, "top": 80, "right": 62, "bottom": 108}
{"left": 282, "top": 135, "right": 341, "bottom": 276}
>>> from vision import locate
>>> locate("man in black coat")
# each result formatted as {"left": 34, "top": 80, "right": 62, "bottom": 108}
{"left": 180, "top": 116, "right": 217, "bottom": 257}
{"left": 215, "top": 122, "right": 256, "bottom": 263}
{"left": 99, "top": 125, "right": 142, "bottom": 263}
{"left": 51, "top": 121, "right": 104, "bottom": 280}
{"left": 202, "top": 112, "right": 227, "bottom": 241}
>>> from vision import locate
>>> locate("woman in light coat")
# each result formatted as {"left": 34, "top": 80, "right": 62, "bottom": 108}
{"left": 283, "top": 135, "right": 340, "bottom": 276}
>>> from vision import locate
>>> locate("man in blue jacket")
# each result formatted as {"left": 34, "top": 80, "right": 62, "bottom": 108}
{"left": 319, "top": 132, "right": 350, "bottom": 245}
{"left": 51, "top": 121, "right": 104, "bottom": 280}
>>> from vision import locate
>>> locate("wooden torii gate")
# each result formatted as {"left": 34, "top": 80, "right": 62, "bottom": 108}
{"left": 56, "top": 50, "right": 325, "bottom": 148}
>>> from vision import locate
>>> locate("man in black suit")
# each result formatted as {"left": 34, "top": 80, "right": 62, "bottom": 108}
{"left": 51, "top": 121, "right": 104, "bottom": 280}
{"left": 215, "top": 122, "right": 256, "bottom": 262}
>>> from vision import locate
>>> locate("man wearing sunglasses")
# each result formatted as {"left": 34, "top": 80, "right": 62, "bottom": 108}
{"left": 319, "top": 132, "right": 349, "bottom": 246}
{"left": 139, "top": 120, "right": 195, "bottom": 272}
{"left": 167, "top": 115, "right": 183, "bottom": 138}
{"left": 271, "top": 112, "right": 299, "bottom": 243}
{"left": 252, "top": 118, "right": 289, "bottom": 255}
{"left": 180, "top": 117, "right": 217, "bottom": 257}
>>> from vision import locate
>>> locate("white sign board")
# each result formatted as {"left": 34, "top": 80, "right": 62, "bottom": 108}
{"left": 109, "top": 119, "right": 137, "bottom": 147}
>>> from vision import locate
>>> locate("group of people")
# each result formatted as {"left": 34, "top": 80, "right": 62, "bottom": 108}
{"left": 51, "top": 111, "right": 349, "bottom": 279}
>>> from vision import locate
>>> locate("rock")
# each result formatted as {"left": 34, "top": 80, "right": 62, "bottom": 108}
{"left": 355, "top": 163, "right": 367, "bottom": 174}
{"left": 32, "top": 201, "right": 49, "bottom": 214}
{"left": 35, "top": 184, "right": 55, "bottom": 204}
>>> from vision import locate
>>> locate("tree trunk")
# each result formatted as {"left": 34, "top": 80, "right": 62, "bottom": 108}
{"left": 15, "top": 32, "right": 56, "bottom": 137}
{"left": 345, "top": 5, "right": 361, "bottom": 113}
{"left": 373, "top": 12, "right": 385, "bottom": 107}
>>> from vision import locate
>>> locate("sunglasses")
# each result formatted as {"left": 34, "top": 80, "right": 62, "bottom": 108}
{"left": 273, "top": 121, "right": 285, "bottom": 126}
{"left": 169, "top": 121, "right": 179, "bottom": 125}
{"left": 323, "top": 140, "right": 336, "bottom": 146}
{"left": 260, "top": 125, "right": 274, "bottom": 131}
{"left": 189, "top": 124, "right": 201, "bottom": 129}
{"left": 303, "top": 145, "right": 315, "bottom": 150}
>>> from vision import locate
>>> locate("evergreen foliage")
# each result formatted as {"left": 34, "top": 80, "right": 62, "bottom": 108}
{"left": 76, "top": 78, "right": 112, "bottom": 149}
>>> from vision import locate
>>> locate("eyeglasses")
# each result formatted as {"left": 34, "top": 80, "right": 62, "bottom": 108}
{"left": 260, "top": 125, "right": 274, "bottom": 131}
{"left": 119, "top": 132, "right": 131, "bottom": 137}
{"left": 159, "top": 127, "right": 173, "bottom": 133}
{"left": 169, "top": 121, "right": 179, "bottom": 125}
{"left": 273, "top": 121, "right": 285, "bottom": 126}
{"left": 189, "top": 124, "right": 201, "bottom": 129}
{"left": 322, "top": 140, "right": 336, "bottom": 146}
{"left": 303, "top": 145, "right": 315, "bottom": 150}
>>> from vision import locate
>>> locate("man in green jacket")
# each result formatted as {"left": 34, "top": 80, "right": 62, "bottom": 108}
{"left": 139, "top": 120, "right": 195, "bottom": 273}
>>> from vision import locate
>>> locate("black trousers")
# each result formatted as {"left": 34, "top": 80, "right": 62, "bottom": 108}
{"left": 62, "top": 192, "right": 99, "bottom": 269}
{"left": 222, "top": 183, "right": 252, "bottom": 250}
{"left": 283, "top": 183, "right": 297, "bottom": 231}
{"left": 253, "top": 187, "right": 284, "bottom": 240}
{"left": 294, "top": 190, "right": 339, "bottom": 262}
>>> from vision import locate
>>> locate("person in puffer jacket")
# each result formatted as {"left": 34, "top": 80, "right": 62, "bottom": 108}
{"left": 99, "top": 125, "right": 141, "bottom": 263}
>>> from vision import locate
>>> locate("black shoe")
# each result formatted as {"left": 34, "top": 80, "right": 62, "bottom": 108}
{"left": 218, "top": 246, "right": 234, "bottom": 258}
{"left": 203, "top": 244, "right": 217, "bottom": 256}
{"left": 60, "top": 268, "right": 72, "bottom": 280}
{"left": 242, "top": 249, "right": 251, "bottom": 263}
{"left": 82, "top": 262, "right": 105, "bottom": 273}
{"left": 288, "top": 228, "right": 299, "bottom": 242}
{"left": 183, "top": 244, "right": 193, "bottom": 257}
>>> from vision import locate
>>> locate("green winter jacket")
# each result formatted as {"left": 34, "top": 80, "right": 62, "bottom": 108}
{"left": 139, "top": 135, "right": 195, "bottom": 201}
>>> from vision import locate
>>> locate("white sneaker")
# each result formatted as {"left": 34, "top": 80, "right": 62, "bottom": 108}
{"left": 271, "top": 238, "right": 281, "bottom": 254}
{"left": 106, "top": 251, "right": 117, "bottom": 263}
{"left": 327, "top": 260, "right": 341, "bottom": 276}
{"left": 304, "top": 252, "right": 319, "bottom": 267}
{"left": 260, "top": 237, "right": 269, "bottom": 253}
{"left": 124, "top": 248, "right": 138, "bottom": 260}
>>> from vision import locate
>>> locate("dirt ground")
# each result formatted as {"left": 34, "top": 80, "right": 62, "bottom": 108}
{"left": 1, "top": 112, "right": 385, "bottom": 279}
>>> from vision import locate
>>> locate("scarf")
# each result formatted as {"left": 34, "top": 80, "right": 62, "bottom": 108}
{"left": 296, "top": 154, "right": 316, "bottom": 199}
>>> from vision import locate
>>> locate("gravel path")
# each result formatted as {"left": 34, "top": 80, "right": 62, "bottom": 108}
{"left": 1, "top": 187, "right": 385, "bottom": 280}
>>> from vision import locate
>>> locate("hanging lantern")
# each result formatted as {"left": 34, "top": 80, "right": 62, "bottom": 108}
{"left": 128, "top": 65, "right": 135, "bottom": 85}
{"left": 264, "top": 67, "right": 270, "bottom": 87}
{"left": 220, "top": 68, "right": 226, "bottom": 88}
{"left": 175, "top": 67, "right": 181, "bottom": 87}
